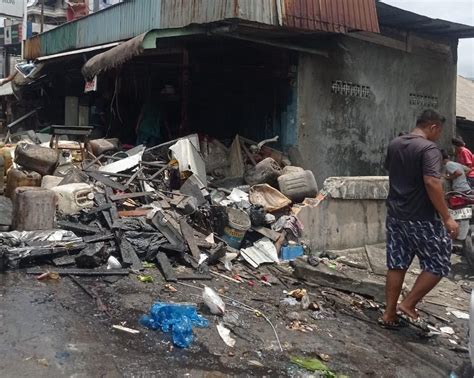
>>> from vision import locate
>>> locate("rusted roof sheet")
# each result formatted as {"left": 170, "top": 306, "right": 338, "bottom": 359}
{"left": 281, "top": 0, "right": 380, "bottom": 33}
{"left": 160, "top": 0, "right": 278, "bottom": 29}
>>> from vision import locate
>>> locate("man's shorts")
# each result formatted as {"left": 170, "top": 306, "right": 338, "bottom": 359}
{"left": 386, "top": 216, "right": 452, "bottom": 277}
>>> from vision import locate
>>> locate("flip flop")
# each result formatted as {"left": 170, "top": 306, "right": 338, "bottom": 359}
{"left": 377, "top": 316, "right": 401, "bottom": 330}
{"left": 398, "top": 313, "right": 429, "bottom": 332}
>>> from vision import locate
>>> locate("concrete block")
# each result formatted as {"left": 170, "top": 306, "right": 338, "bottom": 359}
{"left": 324, "top": 176, "right": 389, "bottom": 200}
{"left": 365, "top": 244, "right": 387, "bottom": 276}
{"left": 296, "top": 198, "right": 386, "bottom": 251}
{"left": 293, "top": 256, "right": 385, "bottom": 301}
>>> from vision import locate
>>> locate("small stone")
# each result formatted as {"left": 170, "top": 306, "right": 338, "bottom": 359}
{"left": 287, "top": 311, "right": 301, "bottom": 321}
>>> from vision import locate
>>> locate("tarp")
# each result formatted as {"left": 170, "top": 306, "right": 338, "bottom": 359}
{"left": 82, "top": 33, "right": 146, "bottom": 80}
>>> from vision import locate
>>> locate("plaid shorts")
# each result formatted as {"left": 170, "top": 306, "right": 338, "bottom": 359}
{"left": 386, "top": 216, "right": 452, "bottom": 277}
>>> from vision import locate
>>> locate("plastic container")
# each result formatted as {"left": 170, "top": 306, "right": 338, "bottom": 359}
{"left": 221, "top": 207, "right": 251, "bottom": 249}
{"left": 51, "top": 183, "right": 94, "bottom": 215}
{"left": 12, "top": 187, "right": 56, "bottom": 231}
{"left": 278, "top": 170, "right": 318, "bottom": 203}
{"left": 281, "top": 245, "right": 305, "bottom": 261}
{"left": 0, "top": 146, "right": 14, "bottom": 173}
{"left": 88, "top": 138, "right": 118, "bottom": 156}
{"left": 282, "top": 166, "right": 305, "bottom": 175}
{"left": 244, "top": 157, "right": 282, "bottom": 186}
{"left": 15, "top": 143, "right": 59, "bottom": 176}
{"left": 41, "top": 175, "right": 64, "bottom": 189}
{"left": 5, "top": 168, "right": 42, "bottom": 198}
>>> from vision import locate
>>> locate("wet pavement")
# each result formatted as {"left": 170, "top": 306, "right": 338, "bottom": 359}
{"left": 0, "top": 268, "right": 473, "bottom": 377}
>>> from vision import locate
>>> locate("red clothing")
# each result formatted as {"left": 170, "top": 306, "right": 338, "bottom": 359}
{"left": 456, "top": 146, "right": 474, "bottom": 178}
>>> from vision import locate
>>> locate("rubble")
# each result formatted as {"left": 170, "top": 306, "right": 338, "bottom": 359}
{"left": 1, "top": 130, "right": 470, "bottom": 375}
{"left": 0, "top": 132, "right": 322, "bottom": 282}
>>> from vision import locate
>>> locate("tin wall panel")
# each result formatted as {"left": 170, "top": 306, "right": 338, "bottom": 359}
{"left": 282, "top": 0, "right": 380, "bottom": 33}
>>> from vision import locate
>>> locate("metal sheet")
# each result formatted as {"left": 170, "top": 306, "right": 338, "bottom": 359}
{"left": 281, "top": 0, "right": 380, "bottom": 33}
{"left": 25, "top": 0, "right": 381, "bottom": 59}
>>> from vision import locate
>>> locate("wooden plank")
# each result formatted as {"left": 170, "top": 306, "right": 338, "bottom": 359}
{"left": 53, "top": 255, "right": 77, "bottom": 267}
{"left": 179, "top": 219, "right": 201, "bottom": 261}
{"left": 156, "top": 252, "right": 177, "bottom": 282}
{"left": 57, "top": 221, "right": 97, "bottom": 235}
{"left": 109, "top": 192, "right": 155, "bottom": 201}
{"left": 26, "top": 268, "right": 129, "bottom": 276}
{"left": 119, "top": 238, "right": 143, "bottom": 271}
{"left": 94, "top": 193, "right": 113, "bottom": 229}
{"left": 241, "top": 139, "right": 257, "bottom": 166}
{"left": 105, "top": 188, "right": 120, "bottom": 226}
{"left": 229, "top": 135, "right": 245, "bottom": 177}
{"left": 85, "top": 170, "right": 126, "bottom": 191}
{"left": 83, "top": 233, "right": 115, "bottom": 243}
{"left": 118, "top": 209, "right": 151, "bottom": 218}
{"left": 252, "top": 226, "right": 282, "bottom": 242}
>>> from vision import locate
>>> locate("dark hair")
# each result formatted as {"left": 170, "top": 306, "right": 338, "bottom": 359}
{"left": 440, "top": 149, "right": 449, "bottom": 160}
{"left": 398, "top": 132, "right": 407, "bottom": 136}
{"left": 452, "top": 137, "right": 465, "bottom": 147}
{"left": 416, "top": 109, "right": 446, "bottom": 127}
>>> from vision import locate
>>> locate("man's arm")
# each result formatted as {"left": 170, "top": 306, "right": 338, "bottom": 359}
{"left": 424, "top": 176, "right": 459, "bottom": 238}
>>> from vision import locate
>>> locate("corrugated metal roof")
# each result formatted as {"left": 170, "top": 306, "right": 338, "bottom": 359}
{"left": 25, "top": 0, "right": 380, "bottom": 59}
{"left": 159, "top": 0, "right": 278, "bottom": 29}
{"left": 377, "top": 2, "right": 474, "bottom": 39}
{"left": 457, "top": 76, "right": 474, "bottom": 122}
{"left": 281, "top": 0, "right": 380, "bottom": 33}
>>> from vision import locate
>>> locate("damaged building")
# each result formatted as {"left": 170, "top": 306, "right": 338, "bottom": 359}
{"left": 9, "top": 0, "right": 474, "bottom": 184}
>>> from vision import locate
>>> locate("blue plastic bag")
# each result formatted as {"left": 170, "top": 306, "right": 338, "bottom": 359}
{"left": 140, "top": 302, "right": 208, "bottom": 348}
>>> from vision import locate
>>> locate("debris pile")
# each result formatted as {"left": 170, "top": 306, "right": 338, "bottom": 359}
{"left": 0, "top": 133, "right": 318, "bottom": 283}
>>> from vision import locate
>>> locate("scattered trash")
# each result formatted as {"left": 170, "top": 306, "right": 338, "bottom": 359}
{"left": 240, "top": 238, "right": 279, "bottom": 268}
{"left": 248, "top": 360, "right": 264, "bottom": 368}
{"left": 290, "top": 356, "right": 336, "bottom": 376}
{"left": 164, "top": 284, "right": 178, "bottom": 293}
{"left": 107, "top": 256, "right": 122, "bottom": 270}
{"left": 112, "top": 325, "right": 140, "bottom": 335}
{"left": 140, "top": 302, "right": 208, "bottom": 348}
{"left": 143, "top": 262, "right": 157, "bottom": 269}
{"left": 288, "top": 289, "right": 308, "bottom": 300}
{"left": 440, "top": 326, "right": 455, "bottom": 335}
{"left": 216, "top": 322, "right": 236, "bottom": 347}
{"left": 137, "top": 274, "right": 154, "bottom": 283}
{"left": 448, "top": 309, "right": 469, "bottom": 320}
{"left": 203, "top": 286, "right": 226, "bottom": 315}
{"left": 36, "top": 271, "right": 60, "bottom": 280}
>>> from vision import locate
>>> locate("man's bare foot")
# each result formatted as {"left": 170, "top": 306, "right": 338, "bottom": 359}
{"left": 382, "top": 311, "right": 398, "bottom": 324}
{"left": 398, "top": 301, "right": 419, "bottom": 319}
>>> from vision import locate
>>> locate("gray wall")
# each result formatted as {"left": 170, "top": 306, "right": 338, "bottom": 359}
{"left": 294, "top": 35, "right": 457, "bottom": 184}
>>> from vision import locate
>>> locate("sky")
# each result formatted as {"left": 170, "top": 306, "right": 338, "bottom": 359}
{"left": 384, "top": 0, "right": 474, "bottom": 78}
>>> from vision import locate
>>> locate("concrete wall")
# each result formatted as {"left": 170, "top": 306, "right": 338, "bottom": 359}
{"left": 294, "top": 34, "right": 457, "bottom": 185}
{"left": 297, "top": 176, "right": 388, "bottom": 251}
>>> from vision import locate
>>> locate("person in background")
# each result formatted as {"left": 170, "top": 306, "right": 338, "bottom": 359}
{"left": 442, "top": 149, "right": 472, "bottom": 194}
{"left": 381, "top": 110, "right": 458, "bottom": 330}
{"left": 135, "top": 100, "right": 162, "bottom": 146}
{"left": 452, "top": 137, "right": 474, "bottom": 188}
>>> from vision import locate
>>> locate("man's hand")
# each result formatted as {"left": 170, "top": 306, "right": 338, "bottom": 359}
{"left": 443, "top": 216, "right": 459, "bottom": 239}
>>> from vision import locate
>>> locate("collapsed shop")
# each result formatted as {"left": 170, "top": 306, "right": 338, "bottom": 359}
{"left": 13, "top": 28, "right": 298, "bottom": 159}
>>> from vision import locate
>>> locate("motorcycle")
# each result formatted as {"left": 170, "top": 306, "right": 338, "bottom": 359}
{"left": 446, "top": 191, "right": 474, "bottom": 267}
